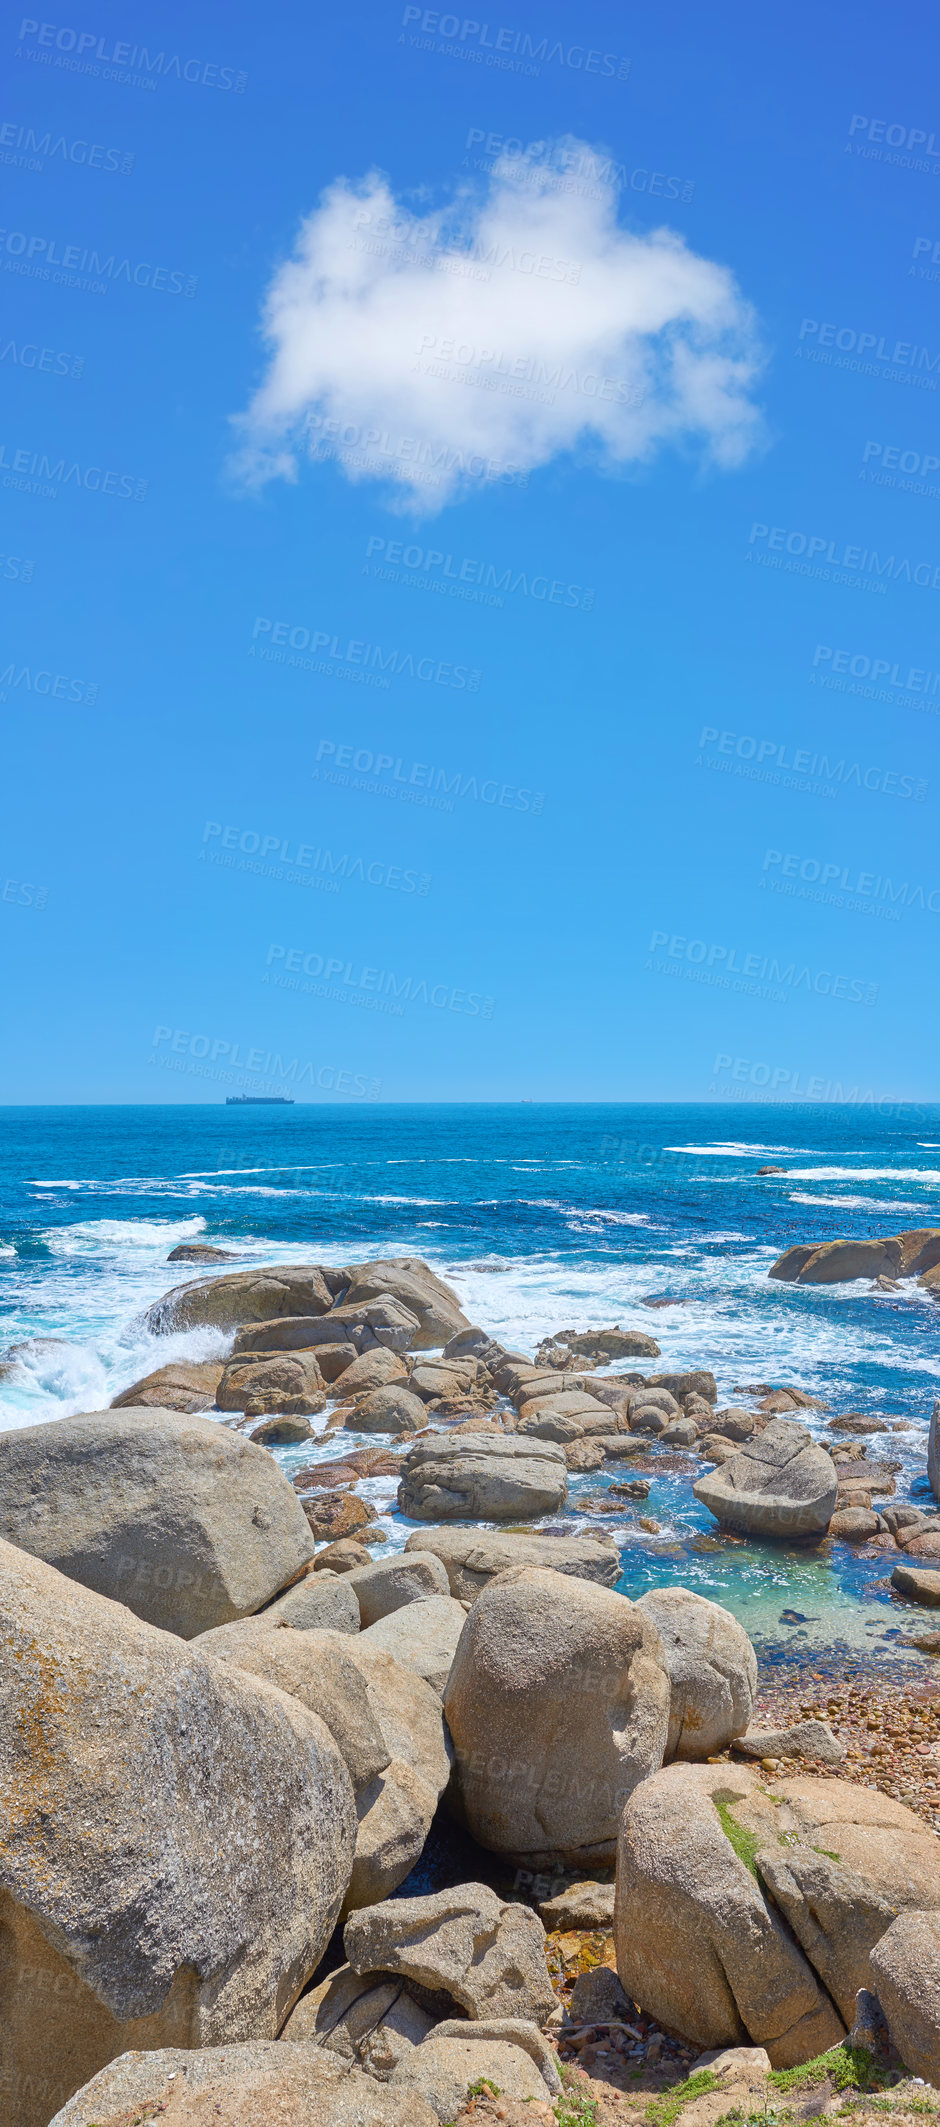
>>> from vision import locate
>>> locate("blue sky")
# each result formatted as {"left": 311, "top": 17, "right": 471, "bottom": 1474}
{"left": 1, "top": 0, "right": 939, "bottom": 1104}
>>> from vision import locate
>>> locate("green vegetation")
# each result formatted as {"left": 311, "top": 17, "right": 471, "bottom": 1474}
{"left": 467, "top": 2077, "right": 502, "bottom": 2097}
{"left": 769, "top": 2044, "right": 890, "bottom": 2094}
{"left": 554, "top": 2091, "right": 602, "bottom": 2125}
{"left": 644, "top": 2068, "right": 723, "bottom": 2126}
{"left": 713, "top": 1795, "right": 763, "bottom": 1878}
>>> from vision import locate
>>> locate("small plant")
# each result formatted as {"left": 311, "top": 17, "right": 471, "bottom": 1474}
{"left": 769, "top": 2043, "right": 891, "bottom": 2095}
{"left": 644, "top": 2068, "right": 722, "bottom": 2127}
{"left": 467, "top": 2077, "right": 502, "bottom": 2097}
{"left": 712, "top": 1795, "right": 763, "bottom": 1878}
{"left": 555, "top": 2092, "right": 602, "bottom": 2125}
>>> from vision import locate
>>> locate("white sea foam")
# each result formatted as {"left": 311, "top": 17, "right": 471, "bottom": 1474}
{"left": 781, "top": 1167, "right": 940, "bottom": 1183}
{"left": 787, "top": 1193, "right": 929, "bottom": 1213}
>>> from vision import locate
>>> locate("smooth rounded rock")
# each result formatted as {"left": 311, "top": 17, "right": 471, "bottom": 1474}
{"left": 348, "top": 1550, "right": 450, "bottom": 1626}
{"left": 693, "top": 1419, "right": 837, "bottom": 1539}
{"left": 444, "top": 1565, "right": 670, "bottom": 1865}
{"left": 637, "top": 1586, "right": 757, "bottom": 1760}
{"left": 348, "top": 1384, "right": 428, "bottom": 1435}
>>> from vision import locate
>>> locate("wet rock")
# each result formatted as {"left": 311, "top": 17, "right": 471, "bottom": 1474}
{"left": 144, "top": 1263, "right": 340, "bottom": 1335}
{"left": 166, "top": 1242, "right": 235, "bottom": 1262}
{"left": 693, "top": 1419, "right": 838, "bottom": 1539}
{"left": 216, "top": 1351, "right": 325, "bottom": 1415}
{"left": 770, "top": 1230, "right": 940, "bottom": 1286}
{"left": 404, "top": 1526, "right": 620, "bottom": 1600}
{"left": 249, "top": 1412, "right": 313, "bottom": 1444}
{"left": 398, "top": 1434, "right": 567, "bottom": 1522}
{"left": 541, "top": 1326, "right": 662, "bottom": 1361}
{"left": 340, "top": 1259, "right": 470, "bottom": 1349}
{"left": 302, "top": 1491, "right": 377, "bottom": 1544}
{"left": 444, "top": 1566, "right": 670, "bottom": 1866}
{"left": 0, "top": 1406, "right": 315, "bottom": 1636}
{"left": 349, "top": 1384, "right": 428, "bottom": 1434}
{"left": 110, "top": 1360, "right": 225, "bottom": 1412}
{"left": 830, "top": 1508, "right": 881, "bottom": 1541}
{"left": 891, "top": 1562, "right": 940, "bottom": 1606}
{"left": 637, "top": 1587, "right": 757, "bottom": 1761}
{"left": 345, "top": 1883, "right": 555, "bottom": 2025}
{"left": 647, "top": 1370, "right": 718, "bottom": 1404}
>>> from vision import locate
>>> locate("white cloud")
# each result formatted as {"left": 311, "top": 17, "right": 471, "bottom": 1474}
{"left": 231, "top": 142, "right": 765, "bottom": 509}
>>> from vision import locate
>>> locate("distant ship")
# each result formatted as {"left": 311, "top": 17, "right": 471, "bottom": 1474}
{"left": 224, "top": 1095, "right": 295, "bottom": 1106}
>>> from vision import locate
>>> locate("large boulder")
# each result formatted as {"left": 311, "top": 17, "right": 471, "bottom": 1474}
{"left": 0, "top": 1408, "right": 315, "bottom": 1636}
{"left": 234, "top": 1296, "right": 422, "bottom": 1356}
{"left": 0, "top": 1543, "right": 356, "bottom": 2127}
{"left": 193, "top": 1617, "right": 389, "bottom": 1793}
{"left": 350, "top": 1384, "right": 429, "bottom": 1434}
{"left": 333, "top": 1348, "right": 409, "bottom": 1396}
{"left": 143, "top": 1263, "right": 341, "bottom": 1334}
{"left": 404, "top": 1525, "right": 620, "bottom": 1599}
{"left": 693, "top": 1419, "right": 837, "bottom": 1539}
{"left": 871, "top": 1910, "right": 940, "bottom": 2086}
{"left": 344, "top": 1883, "right": 554, "bottom": 2024}
{"left": 614, "top": 1764, "right": 844, "bottom": 2067}
{"left": 333, "top": 1636, "right": 452, "bottom": 1912}
{"left": 443, "top": 1565, "right": 670, "bottom": 1866}
{"left": 48, "top": 2043, "right": 438, "bottom": 2126}
{"left": 637, "top": 1587, "right": 757, "bottom": 1759}
{"left": 616, "top": 1762, "right": 940, "bottom": 2065}
{"left": 398, "top": 1434, "right": 567, "bottom": 1522}
{"left": 362, "top": 1595, "right": 466, "bottom": 1695}
{"left": 110, "top": 1360, "right": 224, "bottom": 1412}
{"left": 769, "top": 1229, "right": 940, "bottom": 1285}
{"left": 216, "top": 1351, "right": 325, "bottom": 1414}
{"left": 348, "top": 1550, "right": 450, "bottom": 1626}
{"left": 257, "top": 1568, "right": 360, "bottom": 1632}
{"left": 341, "top": 1258, "right": 470, "bottom": 1348}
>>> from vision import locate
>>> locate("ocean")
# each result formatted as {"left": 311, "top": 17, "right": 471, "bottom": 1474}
{"left": 2, "top": 1100, "right": 939, "bottom": 1669}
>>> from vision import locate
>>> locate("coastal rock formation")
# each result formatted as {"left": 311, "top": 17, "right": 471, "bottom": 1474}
{"left": 769, "top": 1228, "right": 940, "bottom": 1285}
{"left": 344, "top": 1883, "right": 555, "bottom": 2025}
{"left": 614, "top": 1765, "right": 844, "bottom": 2066}
{"left": 539, "top": 1880, "right": 616, "bottom": 1929}
{"left": 144, "top": 1263, "right": 342, "bottom": 1333}
{"left": 348, "top": 1550, "right": 451, "bottom": 1625}
{"left": 443, "top": 1565, "right": 670, "bottom": 1865}
{"left": 256, "top": 1568, "right": 360, "bottom": 1631}
{"left": 404, "top": 1524, "right": 620, "bottom": 1598}
{"left": 193, "top": 1619, "right": 389, "bottom": 1792}
{"left": 0, "top": 1408, "right": 315, "bottom": 1636}
{"left": 637, "top": 1587, "right": 757, "bottom": 1759}
{"left": 389, "top": 2020, "right": 562, "bottom": 2114}
{"left": 110, "top": 1358, "right": 225, "bottom": 1411}
{"left": 615, "top": 1762, "right": 940, "bottom": 2063}
{"left": 734, "top": 1718, "right": 844, "bottom": 1765}
{"left": 166, "top": 1241, "right": 235, "bottom": 1262}
{"left": 361, "top": 1594, "right": 466, "bottom": 1694}
{"left": 929, "top": 1400, "right": 940, "bottom": 1500}
{"left": 348, "top": 1383, "right": 428, "bottom": 1433}
{"left": 871, "top": 1910, "right": 940, "bottom": 2086}
{"left": 398, "top": 1432, "right": 567, "bottom": 1521}
{"left": 216, "top": 1350, "right": 326, "bottom": 1414}
{"left": 48, "top": 2044, "right": 437, "bottom": 2126}
{"left": 332, "top": 1347, "right": 409, "bottom": 1395}
{"left": 539, "top": 1326, "right": 662, "bottom": 1361}
{"left": 0, "top": 1543, "right": 356, "bottom": 2127}
{"left": 281, "top": 1962, "right": 435, "bottom": 2071}
{"left": 336, "top": 1637, "right": 452, "bottom": 1911}
{"left": 339, "top": 1259, "right": 470, "bottom": 1347}
{"left": 693, "top": 1419, "right": 838, "bottom": 1539}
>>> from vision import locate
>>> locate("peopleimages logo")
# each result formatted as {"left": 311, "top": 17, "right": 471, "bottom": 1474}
{"left": 364, "top": 534, "right": 595, "bottom": 610}
{"left": 251, "top": 617, "right": 481, "bottom": 691}
{"left": 399, "top": 8, "right": 631, "bottom": 79}
{"left": 762, "top": 848, "right": 940, "bottom": 914}
{"left": 0, "top": 226, "right": 196, "bottom": 294}
{"left": 812, "top": 643, "right": 940, "bottom": 700}
{"left": 647, "top": 930, "right": 877, "bottom": 1005}
{"left": 0, "top": 118, "right": 133, "bottom": 170}
{"left": 0, "top": 441, "right": 147, "bottom": 500}
{"left": 748, "top": 521, "right": 940, "bottom": 588}
{"left": 15, "top": 20, "right": 247, "bottom": 91}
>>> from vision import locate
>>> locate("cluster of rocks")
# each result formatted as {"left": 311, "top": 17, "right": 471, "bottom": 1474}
{"left": 769, "top": 1224, "right": 940, "bottom": 1293}
{"left": 3, "top": 1251, "right": 940, "bottom": 2124}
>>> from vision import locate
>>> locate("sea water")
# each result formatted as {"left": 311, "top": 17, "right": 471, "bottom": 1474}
{"left": 1, "top": 1101, "right": 939, "bottom": 1669}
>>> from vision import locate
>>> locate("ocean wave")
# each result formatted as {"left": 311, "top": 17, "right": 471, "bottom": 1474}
{"left": 787, "top": 1193, "right": 929, "bottom": 1213}
{"left": 44, "top": 1216, "right": 207, "bottom": 1254}
{"left": 781, "top": 1167, "right": 940, "bottom": 1183}
{"left": 664, "top": 1143, "right": 812, "bottom": 1157}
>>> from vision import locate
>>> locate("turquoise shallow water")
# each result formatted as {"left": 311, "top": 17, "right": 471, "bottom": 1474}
{"left": 1, "top": 1100, "right": 939, "bottom": 1668}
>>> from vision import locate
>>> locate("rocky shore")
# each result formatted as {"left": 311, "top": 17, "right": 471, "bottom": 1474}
{"left": 2, "top": 1249, "right": 940, "bottom": 2127}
